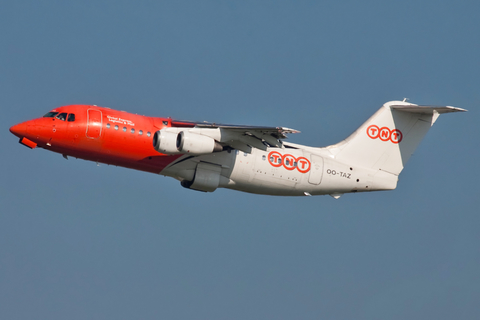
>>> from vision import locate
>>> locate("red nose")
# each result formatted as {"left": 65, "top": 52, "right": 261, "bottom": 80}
{"left": 9, "top": 122, "right": 28, "bottom": 138}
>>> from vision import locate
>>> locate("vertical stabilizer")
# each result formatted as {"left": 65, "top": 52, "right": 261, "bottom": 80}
{"left": 325, "top": 101, "right": 466, "bottom": 176}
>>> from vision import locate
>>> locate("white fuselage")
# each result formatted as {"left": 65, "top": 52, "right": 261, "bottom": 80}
{"left": 161, "top": 143, "right": 394, "bottom": 196}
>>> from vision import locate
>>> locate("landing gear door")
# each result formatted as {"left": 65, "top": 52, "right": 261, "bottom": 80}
{"left": 308, "top": 154, "right": 324, "bottom": 185}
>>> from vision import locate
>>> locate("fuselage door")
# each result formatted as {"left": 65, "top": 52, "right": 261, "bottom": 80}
{"left": 86, "top": 109, "right": 102, "bottom": 139}
{"left": 308, "top": 154, "right": 324, "bottom": 185}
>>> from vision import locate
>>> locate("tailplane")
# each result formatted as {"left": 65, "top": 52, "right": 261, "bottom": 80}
{"left": 326, "top": 100, "right": 466, "bottom": 176}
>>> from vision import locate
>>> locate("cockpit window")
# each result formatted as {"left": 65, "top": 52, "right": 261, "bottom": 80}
{"left": 56, "top": 113, "right": 68, "bottom": 121}
{"left": 43, "top": 111, "right": 59, "bottom": 118}
{"left": 67, "top": 114, "right": 75, "bottom": 122}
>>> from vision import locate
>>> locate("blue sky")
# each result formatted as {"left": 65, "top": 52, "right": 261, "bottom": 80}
{"left": 1, "top": 1, "right": 479, "bottom": 319}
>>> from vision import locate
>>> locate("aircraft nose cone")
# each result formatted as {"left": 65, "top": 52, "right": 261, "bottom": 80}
{"left": 9, "top": 122, "right": 27, "bottom": 138}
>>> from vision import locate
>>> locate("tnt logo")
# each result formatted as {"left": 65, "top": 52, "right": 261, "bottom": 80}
{"left": 268, "top": 151, "right": 311, "bottom": 173}
{"left": 366, "top": 125, "right": 403, "bottom": 144}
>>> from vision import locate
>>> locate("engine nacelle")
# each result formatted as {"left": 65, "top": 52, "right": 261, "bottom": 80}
{"left": 181, "top": 162, "right": 222, "bottom": 192}
{"left": 152, "top": 130, "right": 181, "bottom": 154}
{"left": 176, "top": 131, "right": 223, "bottom": 155}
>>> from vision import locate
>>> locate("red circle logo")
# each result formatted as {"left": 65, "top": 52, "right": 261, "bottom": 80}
{"left": 379, "top": 127, "right": 391, "bottom": 141}
{"left": 268, "top": 151, "right": 282, "bottom": 167}
{"left": 390, "top": 129, "right": 403, "bottom": 143}
{"left": 282, "top": 154, "right": 296, "bottom": 171}
{"left": 367, "top": 125, "right": 403, "bottom": 144}
{"left": 296, "top": 157, "right": 311, "bottom": 173}
{"left": 367, "top": 125, "right": 380, "bottom": 139}
{"left": 267, "top": 152, "right": 311, "bottom": 173}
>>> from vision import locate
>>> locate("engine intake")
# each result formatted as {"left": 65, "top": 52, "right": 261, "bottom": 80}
{"left": 153, "top": 130, "right": 180, "bottom": 154}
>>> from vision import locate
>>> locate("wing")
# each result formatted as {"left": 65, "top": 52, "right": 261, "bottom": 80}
{"left": 171, "top": 120, "right": 299, "bottom": 152}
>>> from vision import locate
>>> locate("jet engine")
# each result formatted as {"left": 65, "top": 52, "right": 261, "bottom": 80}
{"left": 152, "top": 130, "right": 179, "bottom": 154}
{"left": 153, "top": 129, "right": 223, "bottom": 155}
{"left": 181, "top": 162, "right": 222, "bottom": 192}
{"left": 176, "top": 131, "right": 223, "bottom": 155}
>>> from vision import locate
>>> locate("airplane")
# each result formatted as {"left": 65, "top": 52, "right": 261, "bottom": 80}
{"left": 9, "top": 100, "right": 466, "bottom": 198}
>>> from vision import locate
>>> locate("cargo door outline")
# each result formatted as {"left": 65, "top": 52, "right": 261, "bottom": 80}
{"left": 86, "top": 109, "right": 102, "bottom": 139}
{"left": 308, "top": 154, "right": 324, "bottom": 185}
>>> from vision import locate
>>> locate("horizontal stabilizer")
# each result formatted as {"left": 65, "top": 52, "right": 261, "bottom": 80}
{"left": 391, "top": 105, "right": 467, "bottom": 114}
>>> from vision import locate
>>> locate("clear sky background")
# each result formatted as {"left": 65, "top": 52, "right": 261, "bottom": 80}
{"left": 1, "top": 1, "right": 479, "bottom": 319}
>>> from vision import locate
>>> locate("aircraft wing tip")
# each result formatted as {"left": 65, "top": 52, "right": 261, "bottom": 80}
{"left": 446, "top": 106, "right": 468, "bottom": 112}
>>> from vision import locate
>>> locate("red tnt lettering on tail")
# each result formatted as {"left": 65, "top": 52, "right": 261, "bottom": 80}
{"left": 390, "top": 129, "right": 403, "bottom": 143}
{"left": 379, "top": 127, "right": 391, "bottom": 141}
{"left": 366, "top": 125, "right": 403, "bottom": 144}
{"left": 367, "top": 125, "right": 380, "bottom": 139}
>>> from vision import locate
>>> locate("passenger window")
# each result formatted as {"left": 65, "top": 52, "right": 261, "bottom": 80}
{"left": 147, "top": 131, "right": 151, "bottom": 137}
{"left": 43, "top": 111, "right": 59, "bottom": 118}
{"left": 67, "top": 114, "right": 75, "bottom": 122}
{"left": 139, "top": 130, "right": 143, "bottom": 135}
{"left": 106, "top": 123, "right": 111, "bottom": 129}
{"left": 123, "top": 127, "right": 127, "bottom": 132}
{"left": 56, "top": 113, "right": 67, "bottom": 121}
{"left": 114, "top": 125, "right": 119, "bottom": 130}
{"left": 131, "top": 128, "right": 135, "bottom": 134}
